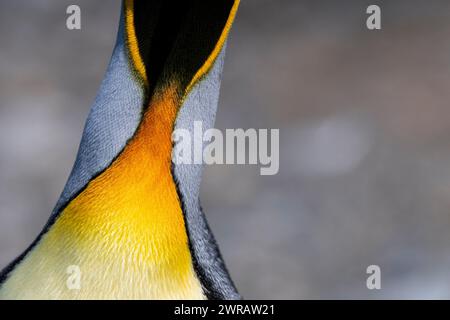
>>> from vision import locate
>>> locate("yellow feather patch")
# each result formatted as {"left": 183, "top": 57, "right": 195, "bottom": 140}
{"left": 0, "top": 85, "right": 204, "bottom": 299}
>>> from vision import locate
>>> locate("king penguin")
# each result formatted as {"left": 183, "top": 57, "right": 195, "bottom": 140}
{"left": 0, "top": 0, "right": 241, "bottom": 300}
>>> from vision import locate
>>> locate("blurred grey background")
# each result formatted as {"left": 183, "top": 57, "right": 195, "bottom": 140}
{"left": 2, "top": 0, "right": 450, "bottom": 299}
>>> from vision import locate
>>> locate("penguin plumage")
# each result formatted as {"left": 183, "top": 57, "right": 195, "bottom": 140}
{"left": 0, "top": 0, "right": 240, "bottom": 300}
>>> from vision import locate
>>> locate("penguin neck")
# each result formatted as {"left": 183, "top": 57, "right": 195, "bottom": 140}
{"left": 0, "top": 80, "right": 209, "bottom": 299}
{"left": 44, "top": 83, "right": 205, "bottom": 298}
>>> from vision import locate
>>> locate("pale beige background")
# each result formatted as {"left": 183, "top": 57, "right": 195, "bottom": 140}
{"left": 2, "top": 0, "right": 450, "bottom": 298}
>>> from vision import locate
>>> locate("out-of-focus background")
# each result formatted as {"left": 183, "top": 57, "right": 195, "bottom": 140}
{"left": 2, "top": 0, "right": 450, "bottom": 299}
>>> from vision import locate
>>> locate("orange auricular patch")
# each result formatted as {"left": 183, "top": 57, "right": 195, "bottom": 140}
{"left": 185, "top": 0, "right": 240, "bottom": 95}
{"left": 124, "top": 0, "right": 148, "bottom": 85}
